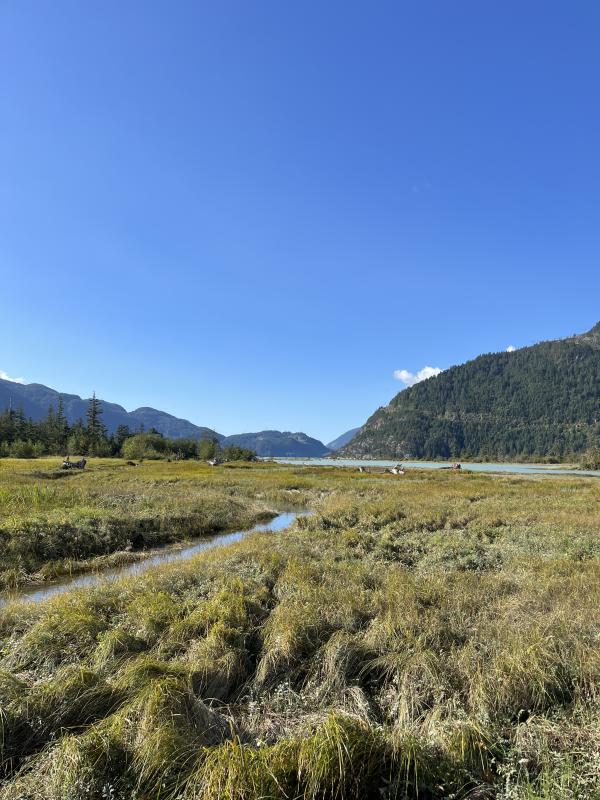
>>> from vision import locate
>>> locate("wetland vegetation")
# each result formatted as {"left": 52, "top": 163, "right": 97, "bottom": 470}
{"left": 0, "top": 460, "right": 599, "bottom": 798}
{"left": 0, "top": 459, "right": 275, "bottom": 590}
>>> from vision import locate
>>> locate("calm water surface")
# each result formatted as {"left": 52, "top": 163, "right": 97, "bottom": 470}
{"left": 273, "top": 457, "right": 600, "bottom": 478}
{"left": 0, "top": 510, "right": 306, "bottom": 608}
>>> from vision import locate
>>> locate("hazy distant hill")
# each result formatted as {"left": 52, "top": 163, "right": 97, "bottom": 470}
{"left": 223, "top": 431, "right": 329, "bottom": 457}
{"left": 341, "top": 322, "right": 600, "bottom": 461}
{"left": 327, "top": 427, "right": 360, "bottom": 451}
{"left": 0, "top": 379, "right": 223, "bottom": 441}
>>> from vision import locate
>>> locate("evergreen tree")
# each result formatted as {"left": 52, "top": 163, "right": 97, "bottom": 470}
{"left": 68, "top": 419, "right": 88, "bottom": 455}
{"left": 86, "top": 393, "right": 108, "bottom": 455}
{"left": 14, "top": 408, "right": 27, "bottom": 441}
{"left": 55, "top": 397, "right": 69, "bottom": 452}
{"left": 115, "top": 424, "right": 131, "bottom": 448}
{"left": 38, "top": 406, "right": 55, "bottom": 453}
{"left": 0, "top": 408, "right": 16, "bottom": 444}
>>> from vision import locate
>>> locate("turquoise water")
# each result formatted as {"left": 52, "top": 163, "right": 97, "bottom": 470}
{"left": 272, "top": 457, "right": 600, "bottom": 478}
{"left": 0, "top": 511, "right": 306, "bottom": 607}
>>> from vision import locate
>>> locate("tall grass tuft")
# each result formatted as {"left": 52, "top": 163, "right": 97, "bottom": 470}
{"left": 297, "top": 713, "right": 388, "bottom": 799}
{"left": 121, "top": 676, "right": 226, "bottom": 795}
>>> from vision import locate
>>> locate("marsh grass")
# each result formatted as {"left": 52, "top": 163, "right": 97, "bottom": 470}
{"left": 0, "top": 458, "right": 283, "bottom": 588}
{"left": 0, "top": 461, "right": 599, "bottom": 798}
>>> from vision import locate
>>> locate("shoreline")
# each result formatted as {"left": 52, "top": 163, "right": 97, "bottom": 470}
{"left": 269, "top": 456, "right": 600, "bottom": 477}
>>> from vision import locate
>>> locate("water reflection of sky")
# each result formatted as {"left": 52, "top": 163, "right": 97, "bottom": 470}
{"left": 0, "top": 511, "right": 306, "bottom": 608}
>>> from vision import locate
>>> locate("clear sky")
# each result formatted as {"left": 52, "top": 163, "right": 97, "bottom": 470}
{"left": 1, "top": 1, "right": 599, "bottom": 442}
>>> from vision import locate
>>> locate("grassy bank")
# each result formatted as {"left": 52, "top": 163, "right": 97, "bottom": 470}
{"left": 0, "top": 458, "right": 309, "bottom": 590}
{"left": 0, "top": 462, "right": 599, "bottom": 798}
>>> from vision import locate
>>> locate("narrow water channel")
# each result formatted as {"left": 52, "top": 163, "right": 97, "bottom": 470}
{"left": 0, "top": 510, "right": 308, "bottom": 608}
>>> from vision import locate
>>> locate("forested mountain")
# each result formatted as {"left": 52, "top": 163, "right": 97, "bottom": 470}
{"left": 0, "top": 379, "right": 223, "bottom": 441}
{"left": 222, "top": 431, "right": 329, "bottom": 457}
{"left": 327, "top": 427, "right": 360, "bottom": 451}
{"left": 340, "top": 322, "right": 600, "bottom": 460}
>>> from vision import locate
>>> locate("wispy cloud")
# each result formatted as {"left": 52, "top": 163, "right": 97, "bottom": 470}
{"left": 393, "top": 366, "right": 442, "bottom": 387}
{"left": 0, "top": 370, "right": 26, "bottom": 384}
{"left": 506, "top": 345, "right": 516, "bottom": 352}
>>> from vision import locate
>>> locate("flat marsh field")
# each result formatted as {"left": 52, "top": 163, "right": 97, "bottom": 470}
{"left": 0, "top": 458, "right": 599, "bottom": 799}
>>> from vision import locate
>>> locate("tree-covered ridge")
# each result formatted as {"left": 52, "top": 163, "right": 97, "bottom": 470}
{"left": 341, "top": 323, "right": 600, "bottom": 460}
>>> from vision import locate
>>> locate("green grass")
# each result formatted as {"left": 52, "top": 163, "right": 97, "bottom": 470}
{"left": 0, "top": 460, "right": 599, "bottom": 798}
{"left": 0, "top": 458, "right": 303, "bottom": 588}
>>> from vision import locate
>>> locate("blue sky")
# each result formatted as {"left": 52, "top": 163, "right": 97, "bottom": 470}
{"left": 1, "top": 1, "right": 599, "bottom": 442}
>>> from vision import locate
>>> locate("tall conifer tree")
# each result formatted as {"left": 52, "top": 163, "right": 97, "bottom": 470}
{"left": 86, "top": 393, "right": 107, "bottom": 454}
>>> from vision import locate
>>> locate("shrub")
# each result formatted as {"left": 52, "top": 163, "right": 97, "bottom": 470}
{"left": 9, "top": 440, "right": 36, "bottom": 458}
{"left": 580, "top": 446, "right": 600, "bottom": 470}
{"left": 121, "top": 434, "right": 164, "bottom": 461}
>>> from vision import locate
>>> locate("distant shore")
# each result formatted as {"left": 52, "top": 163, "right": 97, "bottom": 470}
{"left": 269, "top": 456, "right": 599, "bottom": 477}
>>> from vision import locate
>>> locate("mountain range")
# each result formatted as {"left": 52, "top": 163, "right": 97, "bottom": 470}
{"left": 0, "top": 378, "right": 222, "bottom": 442}
{"left": 0, "top": 377, "right": 335, "bottom": 457}
{"left": 340, "top": 321, "right": 600, "bottom": 460}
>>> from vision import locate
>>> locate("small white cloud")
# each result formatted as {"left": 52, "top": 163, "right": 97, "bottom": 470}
{"left": 393, "top": 366, "right": 442, "bottom": 386}
{"left": 0, "top": 370, "right": 25, "bottom": 384}
{"left": 506, "top": 345, "right": 516, "bottom": 353}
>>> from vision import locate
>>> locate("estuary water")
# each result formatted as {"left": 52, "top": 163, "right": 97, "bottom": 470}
{"left": 0, "top": 510, "right": 306, "bottom": 608}
{"left": 272, "top": 457, "right": 600, "bottom": 478}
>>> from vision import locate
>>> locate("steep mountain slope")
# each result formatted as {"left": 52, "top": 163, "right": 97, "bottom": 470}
{"left": 327, "top": 427, "right": 360, "bottom": 451}
{"left": 341, "top": 322, "right": 600, "bottom": 460}
{"left": 0, "top": 379, "right": 223, "bottom": 441}
{"left": 223, "top": 431, "right": 329, "bottom": 457}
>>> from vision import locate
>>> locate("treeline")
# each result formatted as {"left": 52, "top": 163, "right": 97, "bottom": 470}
{"left": 346, "top": 415, "right": 598, "bottom": 462}
{"left": 0, "top": 396, "right": 255, "bottom": 462}
{"left": 120, "top": 433, "right": 255, "bottom": 463}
